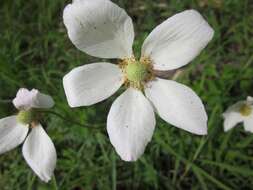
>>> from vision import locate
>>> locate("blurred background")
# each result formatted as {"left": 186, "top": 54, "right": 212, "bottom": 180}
{"left": 0, "top": 0, "right": 253, "bottom": 189}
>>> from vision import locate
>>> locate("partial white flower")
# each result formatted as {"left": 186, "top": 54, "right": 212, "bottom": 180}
{"left": 63, "top": 0, "right": 214, "bottom": 161}
{"left": 223, "top": 96, "right": 253, "bottom": 132}
{"left": 0, "top": 88, "right": 56, "bottom": 182}
{"left": 13, "top": 88, "right": 54, "bottom": 110}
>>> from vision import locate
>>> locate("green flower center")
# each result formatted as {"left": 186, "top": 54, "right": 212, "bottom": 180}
{"left": 239, "top": 104, "right": 252, "bottom": 116}
{"left": 120, "top": 57, "right": 153, "bottom": 90}
{"left": 126, "top": 62, "right": 148, "bottom": 83}
{"left": 17, "top": 110, "right": 36, "bottom": 124}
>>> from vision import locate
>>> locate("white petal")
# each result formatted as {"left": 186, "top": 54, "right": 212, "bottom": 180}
{"left": 63, "top": 62, "right": 124, "bottom": 107}
{"left": 223, "top": 112, "right": 244, "bottom": 131}
{"left": 0, "top": 116, "right": 28, "bottom": 154}
{"left": 142, "top": 10, "right": 214, "bottom": 70}
{"left": 244, "top": 113, "right": 253, "bottom": 132}
{"left": 32, "top": 90, "right": 55, "bottom": 109}
{"left": 13, "top": 88, "right": 35, "bottom": 110}
{"left": 247, "top": 96, "right": 253, "bottom": 103}
{"left": 145, "top": 78, "right": 207, "bottom": 135}
{"left": 222, "top": 101, "right": 245, "bottom": 131}
{"left": 107, "top": 88, "right": 156, "bottom": 161}
{"left": 13, "top": 88, "right": 54, "bottom": 110}
{"left": 22, "top": 124, "right": 57, "bottom": 183}
{"left": 63, "top": 0, "right": 134, "bottom": 59}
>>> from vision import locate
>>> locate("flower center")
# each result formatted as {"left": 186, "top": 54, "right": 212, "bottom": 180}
{"left": 126, "top": 62, "right": 148, "bottom": 83}
{"left": 17, "top": 110, "right": 36, "bottom": 125}
{"left": 120, "top": 57, "right": 154, "bottom": 90}
{"left": 239, "top": 104, "right": 252, "bottom": 116}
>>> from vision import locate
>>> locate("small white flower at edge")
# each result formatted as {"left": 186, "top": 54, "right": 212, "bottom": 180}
{"left": 0, "top": 88, "right": 57, "bottom": 182}
{"left": 223, "top": 96, "right": 253, "bottom": 132}
{"left": 62, "top": 0, "right": 214, "bottom": 161}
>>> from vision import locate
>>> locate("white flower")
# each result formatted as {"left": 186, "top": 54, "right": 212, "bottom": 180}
{"left": 223, "top": 96, "right": 253, "bottom": 132}
{"left": 0, "top": 88, "right": 56, "bottom": 182}
{"left": 63, "top": 0, "right": 214, "bottom": 161}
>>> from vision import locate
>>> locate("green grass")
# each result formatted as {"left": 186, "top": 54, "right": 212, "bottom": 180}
{"left": 0, "top": 0, "right": 253, "bottom": 189}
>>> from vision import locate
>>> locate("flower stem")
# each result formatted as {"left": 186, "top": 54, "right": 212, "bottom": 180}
{"left": 38, "top": 110, "right": 104, "bottom": 129}
{"left": 52, "top": 175, "right": 58, "bottom": 190}
{"left": 0, "top": 99, "right": 12, "bottom": 104}
{"left": 27, "top": 174, "right": 36, "bottom": 190}
{"left": 112, "top": 152, "right": 117, "bottom": 190}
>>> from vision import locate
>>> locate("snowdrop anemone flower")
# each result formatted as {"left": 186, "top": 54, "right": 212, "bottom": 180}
{"left": 223, "top": 96, "right": 253, "bottom": 132}
{"left": 0, "top": 88, "right": 56, "bottom": 182}
{"left": 63, "top": 0, "right": 214, "bottom": 161}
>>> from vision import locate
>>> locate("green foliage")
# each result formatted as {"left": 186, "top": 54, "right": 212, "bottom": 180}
{"left": 0, "top": 0, "right": 253, "bottom": 189}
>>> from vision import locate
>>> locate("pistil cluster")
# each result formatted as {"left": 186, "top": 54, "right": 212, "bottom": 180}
{"left": 240, "top": 104, "right": 252, "bottom": 116}
{"left": 119, "top": 57, "right": 154, "bottom": 90}
{"left": 17, "top": 109, "right": 40, "bottom": 127}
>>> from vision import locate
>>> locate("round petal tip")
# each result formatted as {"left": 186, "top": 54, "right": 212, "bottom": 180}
{"left": 63, "top": 0, "right": 134, "bottom": 59}
{"left": 145, "top": 78, "right": 208, "bottom": 135}
{"left": 142, "top": 9, "right": 214, "bottom": 71}
{"left": 0, "top": 116, "right": 28, "bottom": 154}
{"left": 22, "top": 124, "right": 57, "bottom": 182}
{"left": 63, "top": 63, "right": 123, "bottom": 107}
{"left": 107, "top": 88, "right": 156, "bottom": 161}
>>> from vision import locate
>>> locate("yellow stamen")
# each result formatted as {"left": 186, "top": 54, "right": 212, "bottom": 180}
{"left": 119, "top": 56, "right": 154, "bottom": 90}
{"left": 239, "top": 104, "right": 252, "bottom": 116}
